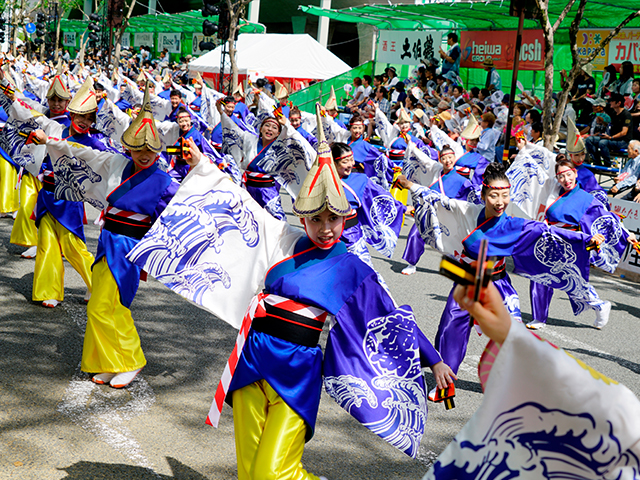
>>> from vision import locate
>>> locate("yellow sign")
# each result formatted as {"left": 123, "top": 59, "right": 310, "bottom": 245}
{"left": 577, "top": 29, "right": 609, "bottom": 71}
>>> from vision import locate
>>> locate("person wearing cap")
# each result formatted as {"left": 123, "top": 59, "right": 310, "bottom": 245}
{"left": 580, "top": 97, "right": 607, "bottom": 135}
{"left": 375, "top": 105, "right": 438, "bottom": 160}
{"left": 30, "top": 77, "right": 114, "bottom": 308}
{"left": 44, "top": 85, "right": 184, "bottom": 388}
{"left": 133, "top": 105, "right": 454, "bottom": 478}
{"left": 562, "top": 63, "right": 595, "bottom": 124}
{"left": 453, "top": 113, "right": 491, "bottom": 187}
{"left": 400, "top": 144, "right": 476, "bottom": 275}
{"left": 440, "top": 32, "right": 461, "bottom": 77}
{"left": 482, "top": 57, "right": 501, "bottom": 92}
{"left": 609, "top": 140, "right": 640, "bottom": 198}
{"left": 585, "top": 93, "right": 631, "bottom": 167}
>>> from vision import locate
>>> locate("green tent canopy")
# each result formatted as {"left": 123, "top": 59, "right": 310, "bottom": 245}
{"left": 60, "top": 10, "right": 265, "bottom": 57}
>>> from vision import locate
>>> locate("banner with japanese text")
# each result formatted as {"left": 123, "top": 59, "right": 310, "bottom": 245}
{"left": 62, "top": 32, "right": 76, "bottom": 48}
{"left": 609, "top": 197, "right": 640, "bottom": 275}
{"left": 134, "top": 32, "right": 154, "bottom": 48}
{"left": 460, "top": 30, "right": 544, "bottom": 71}
{"left": 577, "top": 29, "right": 640, "bottom": 73}
{"left": 376, "top": 30, "right": 442, "bottom": 66}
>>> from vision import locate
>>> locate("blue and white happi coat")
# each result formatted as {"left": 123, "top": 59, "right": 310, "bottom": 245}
{"left": 125, "top": 158, "right": 442, "bottom": 458}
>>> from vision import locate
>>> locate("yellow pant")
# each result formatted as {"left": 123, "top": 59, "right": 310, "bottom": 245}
{"left": 232, "top": 380, "right": 320, "bottom": 480}
{"left": 81, "top": 257, "right": 146, "bottom": 373}
{"left": 10, "top": 172, "right": 40, "bottom": 247}
{"left": 32, "top": 212, "right": 93, "bottom": 301}
{"left": 0, "top": 158, "right": 19, "bottom": 213}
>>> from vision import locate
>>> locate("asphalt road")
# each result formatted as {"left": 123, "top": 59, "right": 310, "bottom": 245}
{"left": 1, "top": 196, "right": 639, "bottom": 480}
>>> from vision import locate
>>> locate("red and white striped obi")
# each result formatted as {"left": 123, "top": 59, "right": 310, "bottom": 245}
{"left": 206, "top": 293, "right": 329, "bottom": 427}
{"left": 42, "top": 169, "right": 55, "bottom": 192}
{"left": 103, "top": 206, "right": 152, "bottom": 240}
{"left": 242, "top": 171, "right": 276, "bottom": 188}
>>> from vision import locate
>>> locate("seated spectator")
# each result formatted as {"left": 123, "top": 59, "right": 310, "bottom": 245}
{"left": 592, "top": 112, "right": 611, "bottom": 136}
{"left": 530, "top": 121, "right": 544, "bottom": 145}
{"left": 609, "top": 140, "right": 640, "bottom": 199}
{"left": 585, "top": 93, "right": 632, "bottom": 167}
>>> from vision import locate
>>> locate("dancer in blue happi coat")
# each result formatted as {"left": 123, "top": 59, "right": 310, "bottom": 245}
{"left": 126, "top": 106, "right": 456, "bottom": 478}
{"left": 397, "top": 162, "right": 612, "bottom": 380}
{"left": 526, "top": 158, "right": 637, "bottom": 330}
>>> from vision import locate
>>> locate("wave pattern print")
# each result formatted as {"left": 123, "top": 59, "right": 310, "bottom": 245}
{"left": 127, "top": 190, "right": 260, "bottom": 307}
{"left": 361, "top": 195, "right": 400, "bottom": 258}
{"left": 413, "top": 188, "right": 450, "bottom": 252}
{"left": 362, "top": 307, "right": 427, "bottom": 458}
{"left": 590, "top": 214, "right": 625, "bottom": 273}
{"left": 518, "top": 231, "right": 596, "bottom": 316}
{"left": 53, "top": 154, "right": 105, "bottom": 209}
{"left": 428, "top": 402, "right": 640, "bottom": 479}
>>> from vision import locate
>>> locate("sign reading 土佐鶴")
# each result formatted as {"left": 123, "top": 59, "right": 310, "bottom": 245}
{"left": 460, "top": 30, "right": 544, "bottom": 71}
{"left": 376, "top": 30, "right": 443, "bottom": 66}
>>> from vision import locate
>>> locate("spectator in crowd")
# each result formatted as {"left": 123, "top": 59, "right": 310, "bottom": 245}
{"left": 585, "top": 93, "right": 632, "bottom": 167}
{"left": 609, "top": 140, "right": 640, "bottom": 200}
{"left": 439, "top": 32, "right": 461, "bottom": 77}
{"left": 483, "top": 58, "right": 501, "bottom": 92}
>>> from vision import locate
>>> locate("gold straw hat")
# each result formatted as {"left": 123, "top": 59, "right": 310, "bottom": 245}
{"left": 121, "top": 83, "right": 162, "bottom": 153}
{"left": 292, "top": 104, "right": 351, "bottom": 218}
{"left": 67, "top": 76, "right": 97, "bottom": 114}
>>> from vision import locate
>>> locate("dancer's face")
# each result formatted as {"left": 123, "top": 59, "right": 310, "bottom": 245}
{"left": 303, "top": 209, "right": 345, "bottom": 250}
{"left": 556, "top": 166, "right": 577, "bottom": 191}
{"left": 334, "top": 153, "right": 355, "bottom": 178}
{"left": 570, "top": 152, "right": 586, "bottom": 166}
{"left": 483, "top": 180, "right": 510, "bottom": 218}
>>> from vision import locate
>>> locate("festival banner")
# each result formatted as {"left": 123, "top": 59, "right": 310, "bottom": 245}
{"left": 62, "top": 32, "right": 76, "bottom": 48}
{"left": 576, "top": 29, "right": 610, "bottom": 71}
{"left": 134, "top": 32, "right": 154, "bottom": 48}
{"left": 192, "top": 33, "right": 218, "bottom": 55}
{"left": 158, "top": 32, "right": 181, "bottom": 54}
{"left": 608, "top": 197, "right": 640, "bottom": 275}
{"left": 606, "top": 30, "right": 640, "bottom": 74}
{"left": 376, "top": 30, "right": 442, "bottom": 66}
{"left": 460, "top": 30, "right": 544, "bottom": 71}
{"left": 120, "top": 33, "right": 130, "bottom": 49}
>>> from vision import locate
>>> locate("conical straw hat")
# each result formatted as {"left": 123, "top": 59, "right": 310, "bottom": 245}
{"left": 292, "top": 104, "right": 351, "bottom": 218}
{"left": 233, "top": 81, "right": 244, "bottom": 97}
{"left": 324, "top": 86, "right": 337, "bottom": 111}
{"left": 46, "top": 59, "right": 71, "bottom": 100}
{"left": 396, "top": 106, "right": 412, "bottom": 124}
{"left": 566, "top": 117, "right": 585, "bottom": 154}
{"left": 136, "top": 70, "right": 146, "bottom": 83}
{"left": 67, "top": 76, "right": 97, "bottom": 114}
{"left": 460, "top": 113, "right": 481, "bottom": 140}
{"left": 121, "top": 83, "right": 162, "bottom": 153}
{"left": 274, "top": 80, "right": 288, "bottom": 100}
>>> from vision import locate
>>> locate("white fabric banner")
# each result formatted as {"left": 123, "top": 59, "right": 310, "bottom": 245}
{"left": 134, "top": 32, "right": 154, "bottom": 48}
{"left": 424, "top": 321, "right": 640, "bottom": 479}
{"left": 62, "top": 32, "right": 76, "bottom": 47}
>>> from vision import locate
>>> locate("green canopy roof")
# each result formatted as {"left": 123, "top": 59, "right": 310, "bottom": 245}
{"left": 300, "top": 1, "right": 640, "bottom": 34}
{"left": 61, "top": 10, "right": 266, "bottom": 35}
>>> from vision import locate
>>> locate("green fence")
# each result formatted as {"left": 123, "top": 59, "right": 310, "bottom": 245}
{"left": 289, "top": 61, "right": 375, "bottom": 113}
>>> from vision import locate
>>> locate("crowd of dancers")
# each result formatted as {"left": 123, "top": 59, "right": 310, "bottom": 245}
{"left": 0, "top": 51, "right": 638, "bottom": 479}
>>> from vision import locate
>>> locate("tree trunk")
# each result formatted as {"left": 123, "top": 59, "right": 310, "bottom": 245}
{"left": 226, "top": 0, "right": 251, "bottom": 92}
{"left": 112, "top": 0, "right": 137, "bottom": 73}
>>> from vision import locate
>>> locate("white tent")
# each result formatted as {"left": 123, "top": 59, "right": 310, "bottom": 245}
{"left": 189, "top": 33, "right": 350, "bottom": 82}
